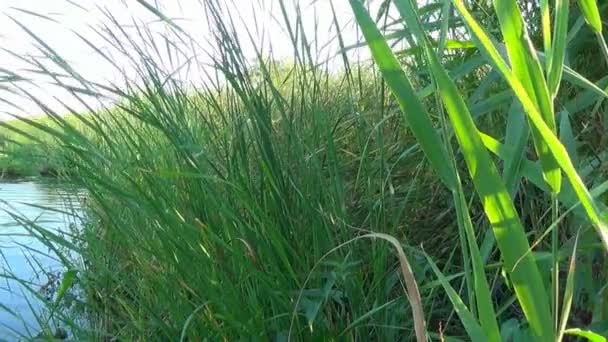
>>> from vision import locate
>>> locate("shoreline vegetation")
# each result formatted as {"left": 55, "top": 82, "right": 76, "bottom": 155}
{"left": 0, "top": 116, "right": 76, "bottom": 180}
{"left": 0, "top": 163, "right": 61, "bottom": 180}
{"left": 2, "top": 0, "right": 608, "bottom": 340}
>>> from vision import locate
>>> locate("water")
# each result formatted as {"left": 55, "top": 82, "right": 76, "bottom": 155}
{"left": 0, "top": 181, "right": 82, "bottom": 340}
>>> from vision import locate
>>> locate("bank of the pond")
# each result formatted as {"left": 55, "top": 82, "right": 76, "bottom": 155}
{"left": 0, "top": 167, "right": 62, "bottom": 181}
{"left": 0, "top": 114, "right": 84, "bottom": 181}
{"left": 0, "top": 167, "right": 65, "bottom": 182}
{"left": 0, "top": 149, "right": 66, "bottom": 180}
{"left": 0, "top": 145, "right": 67, "bottom": 180}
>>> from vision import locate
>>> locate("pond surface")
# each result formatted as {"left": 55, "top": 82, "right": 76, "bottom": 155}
{"left": 0, "top": 181, "right": 82, "bottom": 341}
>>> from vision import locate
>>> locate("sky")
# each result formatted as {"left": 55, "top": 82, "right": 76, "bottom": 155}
{"left": 0, "top": 0, "right": 377, "bottom": 119}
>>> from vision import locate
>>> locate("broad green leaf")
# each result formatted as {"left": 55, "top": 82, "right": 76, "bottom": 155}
{"left": 564, "top": 328, "right": 607, "bottom": 341}
{"left": 394, "top": 39, "right": 477, "bottom": 53}
{"left": 540, "top": 0, "right": 552, "bottom": 57}
{"left": 476, "top": 106, "right": 527, "bottom": 273}
{"left": 445, "top": 39, "right": 476, "bottom": 49}
{"left": 349, "top": 3, "right": 497, "bottom": 340}
{"left": 54, "top": 269, "right": 77, "bottom": 306}
{"left": 42, "top": 268, "right": 78, "bottom": 327}
{"left": 579, "top": 0, "right": 603, "bottom": 33}
{"left": 453, "top": 0, "right": 608, "bottom": 253}
{"left": 493, "top": 0, "right": 561, "bottom": 194}
{"left": 425, "top": 52, "right": 553, "bottom": 341}
{"left": 391, "top": 0, "right": 546, "bottom": 340}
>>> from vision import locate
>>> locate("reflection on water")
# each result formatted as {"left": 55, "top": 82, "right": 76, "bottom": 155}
{"left": 0, "top": 181, "right": 82, "bottom": 340}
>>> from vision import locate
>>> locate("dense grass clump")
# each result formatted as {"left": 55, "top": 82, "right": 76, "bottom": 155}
{"left": 2, "top": 0, "right": 608, "bottom": 340}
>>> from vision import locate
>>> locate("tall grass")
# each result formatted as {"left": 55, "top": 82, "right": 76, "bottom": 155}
{"left": 1, "top": 0, "right": 608, "bottom": 340}
{"left": 352, "top": 0, "right": 608, "bottom": 340}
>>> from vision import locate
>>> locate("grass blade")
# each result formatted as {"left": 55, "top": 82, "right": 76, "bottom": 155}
{"left": 547, "top": 0, "right": 570, "bottom": 97}
{"left": 390, "top": 0, "right": 553, "bottom": 339}
{"left": 503, "top": 101, "right": 529, "bottom": 194}
{"left": 423, "top": 252, "right": 487, "bottom": 341}
{"left": 426, "top": 46, "right": 554, "bottom": 341}
{"left": 557, "top": 232, "right": 579, "bottom": 341}
{"left": 540, "top": 0, "right": 552, "bottom": 57}
{"left": 425, "top": 254, "right": 487, "bottom": 341}
{"left": 347, "top": 0, "right": 457, "bottom": 191}
{"left": 493, "top": 0, "right": 561, "bottom": 194}
{"left": 453, "top": 0, "right": 608, "bottom": 252}
{"left": 559, "top": 110, "right": 578, "bottom": 167}
{"left": 579, "top": 0, "right": 603, "bottom": 33}
{"left": 453, "top": 190, "right": 501, "bottom": 341}
{"left": 564, "top": 328, "right": 607, "bottom": 341}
